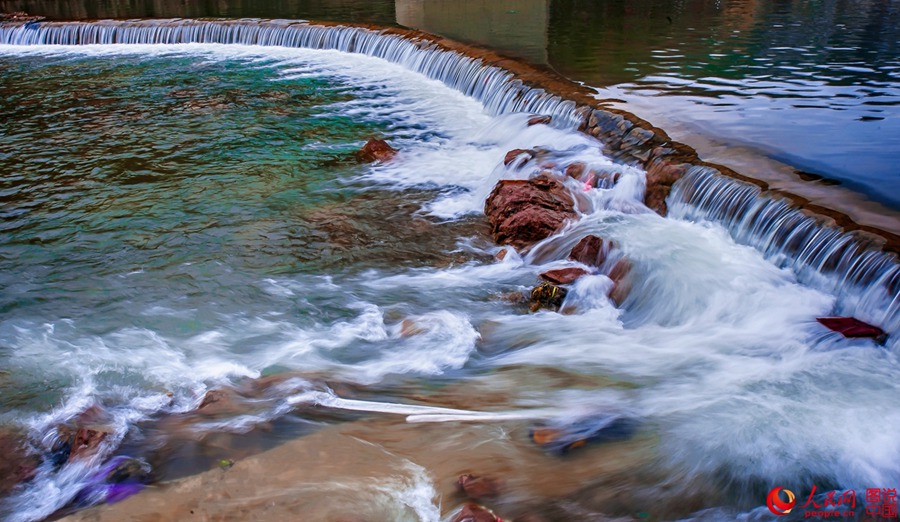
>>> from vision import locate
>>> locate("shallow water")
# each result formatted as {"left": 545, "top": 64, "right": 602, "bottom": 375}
{"left": 0, "top": 38, "right": 898, "bottom": 522}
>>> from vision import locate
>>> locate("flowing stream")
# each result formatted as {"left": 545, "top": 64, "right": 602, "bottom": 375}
{"left": 0, "top": 19, "right": 898, "bottom": 522}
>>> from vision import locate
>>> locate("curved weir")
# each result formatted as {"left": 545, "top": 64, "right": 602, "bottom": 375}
{"left": 1, "top": 17, "right": 899, "bottom": 522}
{"left": 2, "top": 18, "right": 896, "bottom": 336}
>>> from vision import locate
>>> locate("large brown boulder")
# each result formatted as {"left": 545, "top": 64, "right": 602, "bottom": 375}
{"left": 356, "top": 138, "right": 396, "bottom": 163}
{"left": 608, "top": 258, "right": 634, "bottom": 306}
{"left": 484, "top": 174, "right": 576, "bottom": 250}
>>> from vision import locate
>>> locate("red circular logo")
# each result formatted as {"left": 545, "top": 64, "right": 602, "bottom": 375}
{"left": 767, "top": 487, "right": 796, "bottom": 516}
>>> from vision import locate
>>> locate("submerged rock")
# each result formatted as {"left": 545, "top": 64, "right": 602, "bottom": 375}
{"left": 530, "top": 282, "right": 568, "bottom": 312}
{"left": 817, "top": 317, "right": 887, "bottom": 342}
{"left": 607, "top": 258, "right": 634, "bottom": 306}
{"left": 568, "top": 235, "right": 608, "bottom": 268}
{"left": 458, "top": 473, "right": 502, "bottom": 500}
{"left": 452, "top": 503, "right": 503, "bottom": 522}
{"left": 0, "top": 428, "right": 39, "bottom": 498}
{"left": 539, "top": 267, "right": 590, "bottom": 285}
{"left": 484, "top": 174, "right": 576, "bottom": 250}
{"left": 356, "top": 138, "right": 396, "bottom": 163}
{"left": 530, "top": 413, "right": 637, "bottom": 454}
{"left": 503, "top": 148, "right": 534, "bottom": 167}
{"left": 527, "top": 115, "right": 552, "bottom": 126}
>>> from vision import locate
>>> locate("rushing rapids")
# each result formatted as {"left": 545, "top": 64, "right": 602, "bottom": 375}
{"left": 0, "top": 17, "right": 898, "bottom": 522}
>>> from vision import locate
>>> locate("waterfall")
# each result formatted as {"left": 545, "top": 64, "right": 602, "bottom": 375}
{"left": 669, "top": 166, "right": 899, "bottom": 337}
{"left": 0, "top": 19, "right": 581, "bottom": 127}
{"left": 1, "top": 18, "right": 897, "bottom": 337}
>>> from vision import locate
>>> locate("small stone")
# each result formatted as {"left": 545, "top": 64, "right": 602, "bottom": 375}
{"left": 539, "top": 268, "right": 589, "bottom": 285}
{"left": 527, "top": 115, "right": 552, "bottom": 126}
{"left": 503, "top": 148, "right": 533, "bottom": 167}
{"left": 564, "top": 163, "right": 585, "bottom": 179}
{"left": 356, "top": 138, "right": 396, "bottom": 163}
{"left": 569, "top": 235, "right": 608, "bottom": 268}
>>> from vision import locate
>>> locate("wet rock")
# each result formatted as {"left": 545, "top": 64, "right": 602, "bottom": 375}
{"left": 494, "top": 249, "right": 509, "bottom": 262}
{"left": 564, "top": 163, "right": 586, "bottom": 180}
{"left": 0, "top": 428, "right": 39, "bottom": 498}
{"left": 607, "top": 258, "right": 634, "bottom": 306}
{"left": 817, "top": 317, "right": 887, "bottom": 342}
{"left": 569, "top": 235, "right": 609, "bottom": 268}
{"left": 452, "top": 503, "right": 502, "bottom": 522}
{"left": 54, "top": 405, "right": 116, "bottom": 463}
{"left": 458, "top": 474, "right": 502, "bottom": 500}
{"left": 530, "top": 413, "right": 637, "bottom": 454}
{"left": 484, "top": 174, "right": 576, "bottom": 250}
{"left": 644, "top": 154, "right": 689, "bottom": 216}
{"left": 540, "top": 267, "right": 590, "bottom": 285}
{"left": 356, "top": 138, "right": 396, "bottom": 163}
{"left": 530, "top": 282, "right": 567, "bottom": 312}
{"left": 197, "top": 388, "right": 246, "bottom": 417}
{"left": 400, "top": 318, "right": 427, "bottom": 337}
{"left": 504, "top": 148, "right": 534, "bottom": 167}
{"left": 527, "top": 115, "right": 552, "bottom": 126}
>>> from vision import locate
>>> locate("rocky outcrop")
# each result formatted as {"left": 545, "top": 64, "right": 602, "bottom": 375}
{"left": 643, "top": 151, "right": 690, "bottom": 215}
{"left": 484, "top": 174, "right": 576, "bottom": 250}
{"left": 356, "top": 138, "right": 396, "bottom": 163}
{"left": 53, "top": 405, "right": 116, "bottom": 464}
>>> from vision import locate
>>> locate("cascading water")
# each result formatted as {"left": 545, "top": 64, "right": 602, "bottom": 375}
{"left": 0, "top": 17, "right": 898, "bottom": 522}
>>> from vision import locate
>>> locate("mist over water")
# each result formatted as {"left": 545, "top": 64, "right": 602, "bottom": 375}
{"left": 0, "top": 28, "right": 897, "bottom": 522}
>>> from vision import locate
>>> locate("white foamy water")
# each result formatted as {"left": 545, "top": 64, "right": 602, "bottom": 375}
{"left": 0, "top": 27, "right": 898, "bottom": 522}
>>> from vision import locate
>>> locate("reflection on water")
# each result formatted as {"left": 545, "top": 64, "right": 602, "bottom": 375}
{"left": 546, "top": 0, "right": 900, "bottom": 209}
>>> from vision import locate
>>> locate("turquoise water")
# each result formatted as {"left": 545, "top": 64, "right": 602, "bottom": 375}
{"left": 0, "top": 29, "right": 898, "bottom": 522}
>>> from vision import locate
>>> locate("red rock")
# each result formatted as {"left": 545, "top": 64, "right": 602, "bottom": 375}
{"left": 527, "top": 115, "right": 552, "bottom": 126}
{"left": 484, "top": 174, "right": 576, "bottom": 250}
{"left": 817, "top": 317, "right": 886, "bottom": 340}
{"left": 69, "top": 427, "right": 110, "bottom": 461}
{"left": 356, "top": 138, "right": 396, "bottom": 163}
{"left": 452, "top": 503, "right": 502, "bottom": 522}
{"left": 608, "top": 258, "right": 634, "bottom": 306}
{"left": 457, "top": 474, "right": 502, "bottom": 500}
{"left": 503, "top": 149, "right": 533, "bottom": 167}
{"left": 569, "top": 235, "right": 608, "bottom": 268}
{"left": 540, "top": 267, "right": 589, "bottom": 285}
